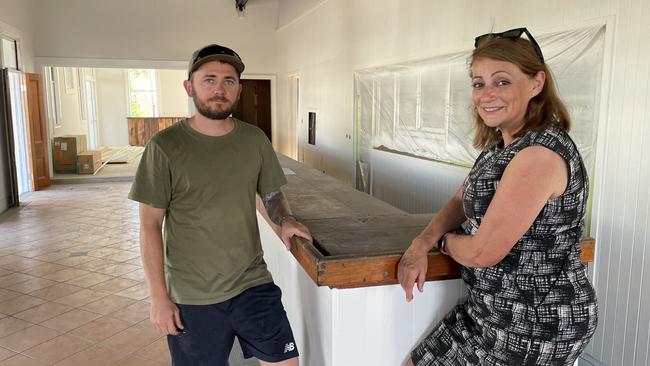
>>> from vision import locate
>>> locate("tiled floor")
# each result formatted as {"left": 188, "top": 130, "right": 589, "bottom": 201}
{"left": 0, "top": 182, "right": 258, "bottom": 366}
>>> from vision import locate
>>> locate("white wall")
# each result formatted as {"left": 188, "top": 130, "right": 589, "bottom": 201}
{"left": 274, "top": 1, "right": 650, "bottom": 365}
{"left": 157, "top": 69, "right": 189, "bottom": 117}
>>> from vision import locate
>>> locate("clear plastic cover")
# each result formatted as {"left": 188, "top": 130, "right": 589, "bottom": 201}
{"left": 355, "top": 25, "right": 605, "bottom": 192}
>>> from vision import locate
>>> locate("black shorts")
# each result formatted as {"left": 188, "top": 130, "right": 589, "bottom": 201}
{"left": 167, "top": 282, "right": 298, "bottom": 365}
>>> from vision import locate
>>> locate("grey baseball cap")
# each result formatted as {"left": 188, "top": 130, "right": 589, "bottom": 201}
{"left": 188, "top": 44, "right": 245, "bottom": 78}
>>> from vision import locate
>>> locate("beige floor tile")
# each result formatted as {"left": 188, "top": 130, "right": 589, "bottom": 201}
{"left": 64, "top": 273, "right": 113, "bottom": 288}
{"left": 19, "top": 263, "right": 68, "bottom": 277}
{"left": 0, "top": 290, "right": 21, "bottom": 303}
{"left": 93, "top": 263, "right": 139, "bottom": 277}
{"left": 52, "top": 256, "right": 97, "bottom": 267}
{"left": 122, "top": 259, "right": 143, "bottom": 268}
{"left": 89, "top": 278, "right": 139, "bottom": 293}
{"left": 114, "top": 283, "right": 148, "bottom": 301}
{"left": 69, "top": 316, "right": 132, "bottom": 342}
{"left": 0, "top": 258, "right": 44, "bottom": 272}
{"left": 52, "top": 289, "right": 109, "bottom": 307}
{"left": 13, "top": 302, "right": 72, "bottom": 323}
{"left": 6, "top": 278, "right": 57, "bottom": 294}
{"left": 118, "top": 269, "right": 144, "bottom": 282}
{"left": 0, "top": 347, "right": 16, "bottom": 362}
{"left": 0, "top": 295, "right": 47, "bottom": 315}
{"left": 104, "top": 251, "right": 140, "bottom": 262}
{"left": 52, "top": 344, "right": 125, "bottom": 366}
{"left": 107, "top": 301, "right": 149, "bottom": 324}
{"left": 0, "top": 273, "right": 35, "bottom": 288}
{"left": 40, "top": 309, "right": 102, "bottom": 333}
{"left": 85, "top": 248, "right": 122, "bottom": 259}
{"left": 136, "top": 337, "right": 170, "bottom": 364}
{"left": 72, "top": 259, "right": 113, "bottom": 272}
{"left": 12, "top": 249, "right": 57, "bottom": 260}
{"left": 0, "top": 256, "right": 23, "bottom": 267}
{"left": 111, "top": 355, "right": 166, "bottom": 366}
{"left": 80, "top": 295, "right": 136, "bottom": 315}
{"left": 0, "top": 317, "right": 32, "bottom": 338}
{"left": 0, "top": 325, "right": 60, "bottom": 352}
{"left": 41, "top": 269, "right": 90, "bottom": 283}
{"left": 0, "top": 354, "right": 48, "bottom": 366}
{"left": 32, "top": 252, "right": 71, "bottom": 263}
{"left": 28, "top": 283, "right": 84, "bottom": 302}
{"left": 22, "top": 334, "right": 92, "bottom": 364}
{"left": 99, "top": 322, "right": 161, "bottom": 354}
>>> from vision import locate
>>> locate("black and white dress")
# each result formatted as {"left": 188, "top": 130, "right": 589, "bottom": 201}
{"left": 412, "top": 126, "right": 598, "bottom": 366}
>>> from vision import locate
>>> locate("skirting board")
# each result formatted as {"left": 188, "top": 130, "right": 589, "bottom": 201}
{"left": 579, "top": 354, "right": 607, "bottom": 366}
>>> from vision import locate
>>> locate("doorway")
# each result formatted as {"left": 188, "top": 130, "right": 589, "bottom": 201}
{"left": 233, "top": 79, "right": 272, "bottom": 142}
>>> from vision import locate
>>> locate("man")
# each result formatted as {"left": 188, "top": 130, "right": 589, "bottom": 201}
{"left": 128, "top": 43, "right": 311, "bottom": 366}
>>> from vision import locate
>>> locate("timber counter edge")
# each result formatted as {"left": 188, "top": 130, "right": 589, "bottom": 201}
{"left": 290, "top": 237, "right": 595, "bottom": 289}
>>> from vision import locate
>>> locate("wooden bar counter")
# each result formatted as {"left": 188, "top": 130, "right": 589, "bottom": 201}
{"left": 262, "top": 155, "right": 596, "bottom": 365}
{"left": 278, "top": 155, "right": 595, "bottom": 289}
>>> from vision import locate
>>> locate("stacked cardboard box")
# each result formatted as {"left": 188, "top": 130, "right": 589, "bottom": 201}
{"left": 77, "top": 150, "right": 102, "bottom": 174}
{"left": 53, "top": 135, "right": 87, "bottom": 173}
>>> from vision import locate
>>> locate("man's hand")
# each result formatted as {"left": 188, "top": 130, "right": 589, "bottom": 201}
{"left": 397, "top": 240, "right": 429, "bottom": 302}
{"left": 280, "top": 217, "right": 312, "bottom": 250}
{"left": 150, "top": 295, "right": 184, "bottom": 335}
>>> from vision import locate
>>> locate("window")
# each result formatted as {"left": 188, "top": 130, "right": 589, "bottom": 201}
{"left": 0, "top": 36, "right": 19, "bottom": 70}
{"left": 45, "top": 67, "right": 62, "bottom": 127}
{"left": 127, "top": 69, "right": 158, "bottom": 117}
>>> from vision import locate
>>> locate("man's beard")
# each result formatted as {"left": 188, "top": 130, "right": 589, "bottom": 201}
{"left": 193, "top": 94, "right": 239, "bottom": 120}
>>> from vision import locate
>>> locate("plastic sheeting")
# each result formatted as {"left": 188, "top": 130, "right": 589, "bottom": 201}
{"left": 355, "top": 25, "right": 605, "bottom": 192}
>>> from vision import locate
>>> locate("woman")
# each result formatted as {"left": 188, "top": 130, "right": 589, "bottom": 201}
{"left": 397, "top": 28, "right": 598, "bottom": 366}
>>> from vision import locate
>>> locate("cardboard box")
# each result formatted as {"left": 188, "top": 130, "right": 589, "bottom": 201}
{"left": 53, "top": 135, "right": 87, "bottom": 173}
{"left": 77, "top": 150, "right": 102, "bottom": 174}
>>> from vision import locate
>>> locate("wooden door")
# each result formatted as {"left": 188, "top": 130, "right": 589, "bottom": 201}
{"left": 233, "top": 79, "right": 272, "bottom": 142}
{"left": 25, "top": 73, "right": 50, "bottom": 190}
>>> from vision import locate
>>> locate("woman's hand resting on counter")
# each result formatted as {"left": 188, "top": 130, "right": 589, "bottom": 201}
{"left": 397, "top": 239, "right": 431, "bottom": 302}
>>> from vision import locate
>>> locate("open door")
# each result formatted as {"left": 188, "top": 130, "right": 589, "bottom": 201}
{"left": 233, "top": 79, "right": 272, "bottom": 142}
{"left": 25, "top": 73, "right": 50, "bottom": 190}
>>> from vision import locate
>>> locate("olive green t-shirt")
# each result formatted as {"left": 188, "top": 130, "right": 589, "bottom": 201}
{"left": 128, "top": 118, "right": 287, "bottom": 305}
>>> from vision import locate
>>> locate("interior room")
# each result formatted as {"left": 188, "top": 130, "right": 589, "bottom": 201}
{"left": 43, "top": 66, "right": 189, "bottom": 182}
{"left": 0, "top": 0, "right": 648, "bottom": 365}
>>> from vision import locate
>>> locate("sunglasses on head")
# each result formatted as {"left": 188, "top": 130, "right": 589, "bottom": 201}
{"left": 192, "top": 45, "right": 242, "bottom": 65}
{"left": 474, "top": 27, "right": 545, "bottom": 64}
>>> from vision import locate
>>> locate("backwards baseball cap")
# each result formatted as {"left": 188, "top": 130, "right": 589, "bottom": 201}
{"left": 187, "top": 44, "right": 245, "bottom": 79}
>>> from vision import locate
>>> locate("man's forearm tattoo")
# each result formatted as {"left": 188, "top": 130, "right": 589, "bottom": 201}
{"left": 261, "top": 190, "right": 292, "bottom": 226}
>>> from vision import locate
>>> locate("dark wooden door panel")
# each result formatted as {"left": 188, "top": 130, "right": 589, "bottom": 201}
{"left": 233, "top": 79, "right": 272, "bottom": 142}
{"left": 26, "top": 73, "right": 50, "bottom": 190}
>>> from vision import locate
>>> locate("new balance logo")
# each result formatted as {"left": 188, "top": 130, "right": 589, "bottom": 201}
{"left": 283, "top": 342, "right": 295, "bottom": 353}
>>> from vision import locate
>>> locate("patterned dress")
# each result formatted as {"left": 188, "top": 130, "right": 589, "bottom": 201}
{"left": 412, "top": 127, "right": 598, "bottom": 366}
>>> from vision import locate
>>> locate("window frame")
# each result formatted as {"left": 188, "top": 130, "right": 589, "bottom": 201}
{"left": 126, "top": 69, "right": 159, "bottom": 117}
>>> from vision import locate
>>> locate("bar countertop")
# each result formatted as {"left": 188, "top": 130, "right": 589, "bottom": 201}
{"left": 279, "top": 155, "right": 595, "bottom": 289}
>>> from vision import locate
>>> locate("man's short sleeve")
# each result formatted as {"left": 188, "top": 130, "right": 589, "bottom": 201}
{"left": 257, "top": 137, "right": 287, "bottom": 195}
{"left": 128, "top": 140, "right": 172, "bottom": 208}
